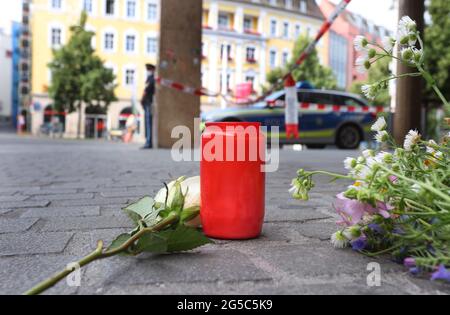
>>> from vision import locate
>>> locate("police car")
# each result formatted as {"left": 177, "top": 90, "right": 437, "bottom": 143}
{"left": 201, "top": 89, "right": 383, "bottom": 149}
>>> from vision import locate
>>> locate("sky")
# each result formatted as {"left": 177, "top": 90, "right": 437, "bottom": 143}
{"left": 0, "top": 0, "right": 398, "bottom": 34}
{"left": 325, "top": 0, "right": 398, "bottom": 30}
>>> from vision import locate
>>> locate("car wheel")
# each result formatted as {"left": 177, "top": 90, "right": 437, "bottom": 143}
{"left": 306, "top": 144, "right": 326, "bottom": 149}
{"left": 336, "top": 125, "right": 361, "bottom": 150}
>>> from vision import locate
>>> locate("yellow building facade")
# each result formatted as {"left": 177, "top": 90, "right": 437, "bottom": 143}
{"left": 27, "top": 0, "right": 326, "bottom": 139}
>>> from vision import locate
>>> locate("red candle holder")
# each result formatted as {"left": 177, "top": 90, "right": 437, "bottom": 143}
{"left": 201, "top": 122, "right": 266, "bottom": 240}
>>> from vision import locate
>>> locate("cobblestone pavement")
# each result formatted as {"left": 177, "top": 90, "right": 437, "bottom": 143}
{"left": 0, "top": 132, "right": 448, "bottom": 295}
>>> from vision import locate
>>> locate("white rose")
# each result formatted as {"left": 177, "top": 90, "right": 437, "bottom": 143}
{"left": 155, "top": 176, "right": 202, "bottom": 228}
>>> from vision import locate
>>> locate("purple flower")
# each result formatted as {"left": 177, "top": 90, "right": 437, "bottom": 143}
{"left": 334, "top": 194, "right": 393, "bottom": 227}
{"left": 368, "top": 223, "right": 384, "bottom": 234}
{"left": 431, "top": 265, "right": 450, "bottom": 283}
{"left": 403, "top": 258, "right": 416, "bottom": 268}
{"left": 389, "top": 175, "right": 398, "bottom": 183}
{"left": 409, "top": 267, "right": 421, "bottom": 276}
{"left": 351, "top": 237, "right": 367, "bottom": 251}
{"left": 393, "top": 227, "right": 404, "bottom": 235}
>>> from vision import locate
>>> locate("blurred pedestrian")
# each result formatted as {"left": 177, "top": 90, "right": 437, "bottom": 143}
{"left": 141, "top": 63, "right": 156, "bottom": 149}
{"left": 123, "top": 112, "right": 138, "bottom": 144}
{"left": 17, "top": 114, "right": 25, "bottom": 135}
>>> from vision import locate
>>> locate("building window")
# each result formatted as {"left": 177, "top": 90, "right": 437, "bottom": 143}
{"left": 126, "top": 0, "right": 136, "bottom": 18}
{"left": 246, "top": 47, "right": 256, "bottom": 62}
{"left": 329, "top": 31, "right": 348, "bottom": 89}
{"left": 83, "top": 0, "right": 93, "bottom": 13}
{"left": 282, "top": 51, "right": 289, "bottom": 66}
{"left": 105, "top": 0, "right": 115, "bottom": 15}
{"left": 218, "top": 13, "right": 230, "bottom": 30}
{"left": 147, "top": 2, "right": 157, "bottom": 21}
{"left": 146, "top": 37, "right": 157, "bottom": 54}
{"left": 244, "top": 17, "right": 252, "bottom": 31}
{"left": 50, "top": 27, "right": 62, "bottom": 46}
{"left": 220, "top": 44, "right": 232, "bottom": 60}
{"left": 270, "top": 20, "right": 277, "bottom": 37}
{"left": 270, "top": 50, "right": 277, "bottom": 68}
{"left": 283, "top": 22, "right": 289, "bottom": 38}
{"left": 300, "top": 0, "right": 307, "bottom": 13}
{"left": 51, "top": 0, "right": 62, "bottom": 9}
{"left": 245, "top": 75, "right": 255, "bottom": 91}
{"left": 104, "top": 32, "right": 115, "bottom": 51}
{"left": 125, "top": 34, "right": 136, "bottom": 52}
{"left": 295, "top": 24, "right": 301, "bottom": 38}
{"left": 125, "top": 69, "right": 136, "bottom": 86}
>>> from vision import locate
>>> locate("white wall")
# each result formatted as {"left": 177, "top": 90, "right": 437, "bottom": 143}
{"left": 0, "top": 31, "right": 12, "bottom": 119}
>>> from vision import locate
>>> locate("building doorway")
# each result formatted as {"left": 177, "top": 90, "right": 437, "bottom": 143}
{"left": 85, "top": 106, "right": 107, "bottom": 139}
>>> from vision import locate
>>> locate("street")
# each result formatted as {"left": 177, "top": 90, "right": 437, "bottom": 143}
{"left": 0, "top": 132, "right": 448, "bottom": 295}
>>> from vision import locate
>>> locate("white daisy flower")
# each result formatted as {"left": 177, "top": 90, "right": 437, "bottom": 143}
{"left": 357, "top": 156, "right": 366, "bottom": 164}
{"left": 382, "top": 36, "right": 396, "bottom": 53}
{"left": 343, "top": 226, "right": 362, "bottom": 241}
{"left": 348, "top": 181, "right": 365, "bottom": 191}
{"left": 356, "top": 165, "right": 372, "bottom": 180}
{"left": 362, "top": 149, "right": 375, "bottom": 159}
{"left": 404, "top": 130, "right": 421, "bottom": 151}
{"left": 366, "top": 157, "right": 379, "bottom": 169}
{"left": 376, "top": 152, "right": 394, "bottom": 164}
{"left": 331, "top": 231, "right": 349, "bottom": 249}
{"left": 426, "top": 140, "right": 438, "bottom": 154}
{"left": 411, "top": 184, "right": 421, "bottom": 193}
{"left": 354, "top": 35, "right": 369, "bottom": 52}
{"left": 356, "top": 56, "right": 370, "bottom": 74}
{"left": 361, "top": 84, "right": 377, "bottom": 99}
{"left": 371, "top": 117, "right": 387, "bottom": 132}
{"left": 344, "top": 157, "right": 357, "bottom": 170}
{"left": 399, "top": 16, "right": 417, "bottom": 33}
{"left": 375, "top": 131, "right": 389, "bottom": 143}
{"left": 412, "top": 47, "right": 423, "bottom": 64}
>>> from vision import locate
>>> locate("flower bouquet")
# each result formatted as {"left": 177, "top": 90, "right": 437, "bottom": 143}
{"left": 290, "top": 16, "right": 450, "bottom": 283}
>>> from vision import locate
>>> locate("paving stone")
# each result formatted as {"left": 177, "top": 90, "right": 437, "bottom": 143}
{"left": 0, "top": 255, "right": 80, "bottom": 295}
{"left": 83, "top": 249, "right": 270, "bottom": 287}
{"left": 0, "top": 218, "right": 39, "bottom": 234}
{"left": 0, "top": 200, "right": 50, "bottom": 209}
{"left": 29, "top": 193, "right": 94, "bottom": 201}
{"left": 0, "top": 195, "right": 29, "bottom": 202}
{"left": 21, "top": 206, "right": 100, "bottom": 218}
{"left": 255, "top": 243, "right": 404, "bottom": 278}
{"left": 265, "top": 207, "right": 331, "bottom": 223}
{"left": 28, "top": 188, "right": 79, "bottom": 195}
{"left": 293, "top": 221, "right": 339, "bottom": 241}
{"left": 49, "top": 198, "right": 130, "bottom": 207}
{"left": 0, "top": 209, "right": 13, "bottom": 216}
{"left": 40, "top": 216, "right": 133, "bottom": 232}
{"left": 0, "top": 232, "right": 73, "bottom": 256}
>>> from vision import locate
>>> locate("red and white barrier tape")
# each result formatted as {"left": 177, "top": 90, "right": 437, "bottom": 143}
{"left": 155, "top": 77, "right": 219, "bottom": 97}
{"left": 156, "top": 0, "right": 353, "bottom": 105}
{"left": 271, "top": 101, "right": 385, "bottom": 114}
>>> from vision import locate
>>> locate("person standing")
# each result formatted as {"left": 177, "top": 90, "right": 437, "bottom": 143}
{"left": 141, "top": 64, "right": 156, "bottom": 149}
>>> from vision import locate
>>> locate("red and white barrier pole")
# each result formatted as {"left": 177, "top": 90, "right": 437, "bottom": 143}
{"left": 285, "top": 74, "right": 299, "bottom": 139}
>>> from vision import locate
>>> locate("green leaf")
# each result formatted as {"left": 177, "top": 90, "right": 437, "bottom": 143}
{"left": 159, "top": 226, "right": 213, "bottom": 253}
{"left": 169, "top": 181, "right": 185, "bottom": 214}
{"left": 122, "top": 197, "right": 156, "bottom": 224}
{"left": 135, "top": 233, "right": 168, "bottom": 254}
{"left": 107, "top": 233, "right": 133, "bottom": 255}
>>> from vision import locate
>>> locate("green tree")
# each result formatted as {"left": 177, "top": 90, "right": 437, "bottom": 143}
{"left": 48, "top": 11, "right": 116, "bottom": 138}
{"left": 265, "top": 35, "right": 337, "bottom": 91}
{"left": 350, "top": 57, "right": 392, "bottom": 106}
{"left": 424, "top": 0, "right": 450, "bottom": 115}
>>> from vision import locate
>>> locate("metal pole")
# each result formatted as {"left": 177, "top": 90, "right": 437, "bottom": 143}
{"left": 394, "top": 0, "right": 425, "bottom": 144}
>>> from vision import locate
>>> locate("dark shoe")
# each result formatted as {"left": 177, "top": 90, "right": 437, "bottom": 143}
{"left": 140, "top": 145, "right": 152, "bottom": 150}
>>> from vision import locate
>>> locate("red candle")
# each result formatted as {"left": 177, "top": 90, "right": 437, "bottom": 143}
{"left": 201, "top": 122, "right": 266, "bottom": 240}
